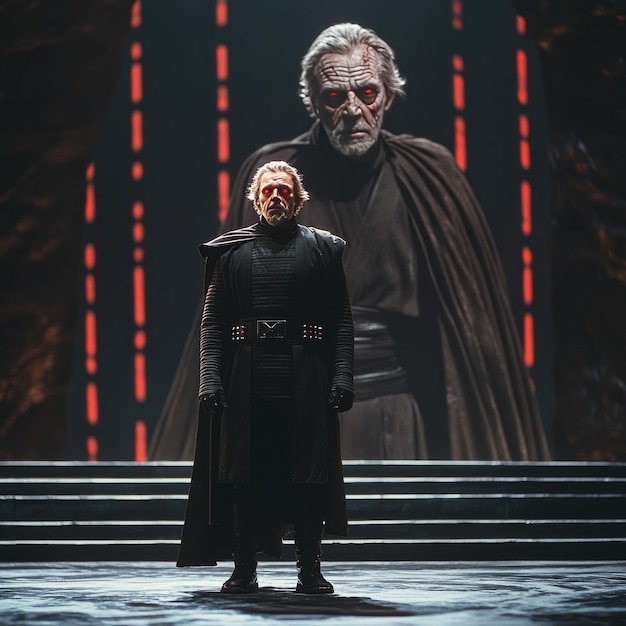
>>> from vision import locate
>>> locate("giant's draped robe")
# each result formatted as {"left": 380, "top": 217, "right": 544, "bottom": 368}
{"left": 150, "top": 122, "right": 550, "bottom": 461}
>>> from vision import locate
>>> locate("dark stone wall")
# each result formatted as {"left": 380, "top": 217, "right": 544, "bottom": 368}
{"left": 0, "top": 0, "right": 134, "bottom": 459}
{"left": 515, "top": 0, "right": 626, "bottom": 459}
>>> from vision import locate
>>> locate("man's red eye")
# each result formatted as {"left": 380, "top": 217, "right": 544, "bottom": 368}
{"left": 281, "top": 187, "right": 290, "bottom": 195}
{"left": 262, "top": 188, "right": 271, "bottom": 195}
{"left": 330, "top": 91, "right": 338, "bottom": 97}
{"left": 364, "top": 88, "right": 373, "bottom": 94}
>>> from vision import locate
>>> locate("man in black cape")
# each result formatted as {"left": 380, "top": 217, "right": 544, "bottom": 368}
{"left": 177, "top": 160, "right": 354, "bottom": 594}
{"left": 151, "top": 23, "right": 549, "bottom": 461}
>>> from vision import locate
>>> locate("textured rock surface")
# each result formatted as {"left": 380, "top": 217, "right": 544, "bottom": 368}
{"left": 0, "top": 0, "right": 133, "bottom": 459}
{"left": 516, "top": 0, "right": 626, "bottom": 459}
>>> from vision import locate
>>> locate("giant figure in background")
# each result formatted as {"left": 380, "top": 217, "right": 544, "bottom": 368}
{"left": 151, "top": 23, "right": 549, "bottom": 461}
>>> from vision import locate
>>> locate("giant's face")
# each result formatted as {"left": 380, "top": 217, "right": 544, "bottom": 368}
{"left": 255, "top": 171, "right": 296, "bottom": 226}
{"left": 312, "top": 45, "right": 393, "bottom": 158}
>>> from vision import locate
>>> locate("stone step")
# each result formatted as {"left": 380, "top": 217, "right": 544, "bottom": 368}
{"left": 1, "top": 537, "right": 625, "bottom": 562}
{"left": 2, "top": 493, "right": 625, "bottom": 522}
{"left": 3, "top": 476, "right": 625, "bottom": 496}
{"left": 2, "top": 461, "right": 626, "bottom": 479}
{"left": 2, "top": 519, "right": 625, "bottom": 541}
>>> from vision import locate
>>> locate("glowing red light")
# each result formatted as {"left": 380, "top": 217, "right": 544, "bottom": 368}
{"left": 134, "top": 247, "right": 144, "bottom": 263}
{"left": 523, "top": 313, "right": 534, "bottom": 367}
{"left": 131, "top": 63, "right": 143, "bottom": 104}
{"left": 217, "top": 85, "right": 229, "bottom": 112}
{"left": 84, "top": 243, "right": 96, "bottom": 269}
{"left": 218, "top": 170, "right": 230, "bottom": 222}
{"left": 86, "top": 356, "right": 97, "bottom": 376}
{"left": 216, "top": 0, "right": 228, "bottom": 26}
{"left": 133, "top": 222, "right": 144, "bottom": 243}
{"left": 85, "top": 274, "right": 96, "bottom": 305}
{"left": 135, "top": 420, "right": 147, "bottom": 462}
{"left": 452, "top": 0, "right": 463, "bottom": 29}
{"left": 132, "top": 201, "right": 144, "bottom": 220}
{"left": 87, "top": 436, "right": 98, "bottom": 462}
{"left": 135, "top": 330, "right": 147, "bottom": 350}
{"left": 521, "top": 181, "right": 532, "bottom": 235}
{"left": 517, "top": 49, "right": 528, "bottom": 105}
{"left": 132, "top": 161, "right": 144, "bottom": 180}
{"left": 131, "top": 110, "right": 143, "bottom": 152}
{"left": 452, "top": 54, "right": 463, "bottom": 72}
{"left": 131, "top": 0, "right": 142, "bottom": 28}
{"left": 134, "top": 353, "right": 147, "bottom": 402}
{"left": 85, "top": 184, "right": 96, "bottom": 223}
{"left": 516, "top": 15, "right": 526, "bottom": 35}
{"left": 86, "top": 382, "right": 99, "bottom": 425}
{"left": 131, "top": 42, "right": 142, "bottom": 60}
{"left": 217, "top": 119, "right": 230, "bottom": 163}
{"left": 216, "top": 45, "right": 229, "bottom": 81}
{"left": 85, "top": 311, "right": 97, "bottom": 357}
{"left": 454, "top": 116, "right": 467, "bottom": 171}
{"left": 520, "top": 140, "right": 531, "bottom": 170}
{"left": 453, "top": 74, "right": 465, "bottom": 111}
{"left": 133, "top": 266, "right": 146, "bottom": 327}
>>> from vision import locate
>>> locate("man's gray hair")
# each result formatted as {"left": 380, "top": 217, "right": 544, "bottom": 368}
{"left": 299, "top": 23, "right": 406, "bottom": 116}
{"left": 247, "top": 160, "right": 310, "bottom": 214}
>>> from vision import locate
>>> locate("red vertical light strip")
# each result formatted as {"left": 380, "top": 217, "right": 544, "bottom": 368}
{"left": 451, "top": 5, "right": 467, "bottom": 171}
{"left": 216, "top": 0, "right": 228, "bottom": 26}
{"left": 452, "top": 0, "right": 463, "bottom": 30}
{"left": 130, "top": 1, "right": 147, "bottom": 459}
{"left": 216, "top": 2, "right": 230, "bottom": 223}
{"left": 516, "top": 15, "right": 534, "bottom": 371}
{"left": 84, "top": 163, "right": 99, "bottom": 458}
{"left": 218, "top": 170, "right": 230, "bottom": 223}
{"left": 135, "top": 420, "right": 147, "bottom": 462}
{"left": 521, "top": 180, "right": 532, "bottom": 235}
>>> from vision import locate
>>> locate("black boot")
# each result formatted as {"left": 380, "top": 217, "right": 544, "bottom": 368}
{"left": 221, "top": 558, "right": 258, "bottom": 594}
{"left": 222, "top": 498, "right": 258, "bottom": 594}
{"left": 294, "top": 520, "right": 333, "bottom": 594}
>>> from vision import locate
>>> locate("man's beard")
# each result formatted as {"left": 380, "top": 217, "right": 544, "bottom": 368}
{"left": 265, "top": 204, "right": 290, "bottom": 226}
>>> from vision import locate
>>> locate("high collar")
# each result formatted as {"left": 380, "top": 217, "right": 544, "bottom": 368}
{"left": 255, "top": 217, "right": 299, "bottom": 241}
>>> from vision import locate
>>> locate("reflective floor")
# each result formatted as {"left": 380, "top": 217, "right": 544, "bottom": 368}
{"left": 2, "top": 561, "right": 626, "bottom": 625}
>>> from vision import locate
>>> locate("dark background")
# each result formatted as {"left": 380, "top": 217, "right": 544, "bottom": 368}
{"left": 65, "top": 0, "right": 552, "bottom": 460}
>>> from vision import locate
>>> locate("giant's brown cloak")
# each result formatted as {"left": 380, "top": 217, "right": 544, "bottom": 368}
{"left": 151, "top": 123, "right": 549, "bottom": 461}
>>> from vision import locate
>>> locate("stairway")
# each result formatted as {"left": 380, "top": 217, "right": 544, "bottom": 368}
{"left": 1, "top": 461, "right": 625, "bottom": 561}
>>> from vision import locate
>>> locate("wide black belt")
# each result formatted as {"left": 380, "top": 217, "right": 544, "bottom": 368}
{"left": 231, "top": 318, "right": 324, "bottom": 342}
{"left": 353, "top": 306, "right": 409, "bottom": 400}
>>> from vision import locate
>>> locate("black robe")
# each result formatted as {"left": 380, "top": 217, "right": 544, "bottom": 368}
{"left": 176, "top": 222, "right": 353, "bottom": 566}
{"left": 151, "top": 122, "right": 549, "bottom": 462}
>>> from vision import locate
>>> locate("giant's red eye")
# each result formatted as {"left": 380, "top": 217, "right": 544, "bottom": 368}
{"left": 358, "top": 87, "right": 377, "bottom": 105}
{"left": 261, "top": 187, "right": 271, "bottom": 195}
{"left": 281, "top": 187, "right": 290, "bottom": 195}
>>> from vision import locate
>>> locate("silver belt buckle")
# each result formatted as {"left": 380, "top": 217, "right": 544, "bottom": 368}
{"left": 257, "top": 319, "right": 286, "bottom": 339}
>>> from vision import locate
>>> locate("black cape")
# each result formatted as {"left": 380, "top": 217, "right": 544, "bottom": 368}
{"left": 151, "top": 123, "right": 549, "bottom": 461}
{"left": 176, "top": 223, "right": 351, "bottom": 567}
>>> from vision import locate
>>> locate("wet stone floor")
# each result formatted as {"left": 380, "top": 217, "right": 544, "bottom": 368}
{"left": 1, "top": 561, "right": 626, "bottom": 625}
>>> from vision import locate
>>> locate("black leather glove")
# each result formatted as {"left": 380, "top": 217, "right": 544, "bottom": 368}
{"left": 200, "top": 389, "right": 227, "bottom": 416}
{"left": 328, "top": 387, "right": 354, "bottom": 413}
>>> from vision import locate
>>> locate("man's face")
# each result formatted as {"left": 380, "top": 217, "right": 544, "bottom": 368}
{"left": 312, "top": 45, "right": 392, "bottom": 158}
{"left": 255, "top": 171, "right": 297, "bottom": 226}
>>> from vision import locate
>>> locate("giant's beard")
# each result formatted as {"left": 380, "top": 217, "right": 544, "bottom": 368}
{"left": 326, "top": 124, "right": 378, "bottom": 158}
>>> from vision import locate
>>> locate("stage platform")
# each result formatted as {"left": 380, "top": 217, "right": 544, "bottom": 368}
{"left": 1, "top": 461, "right": 625, "bottom": 561}
{"left": 2, "top": 561, "right": 626, "bottom": 625}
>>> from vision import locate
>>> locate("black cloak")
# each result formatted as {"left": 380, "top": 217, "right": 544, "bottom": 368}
{"left": 176, "top": 223, "right": 352, "bottom": 566}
